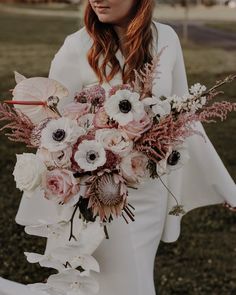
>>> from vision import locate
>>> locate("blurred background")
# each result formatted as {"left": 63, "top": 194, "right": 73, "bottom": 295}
{"left": 0, "top": 0, "right": 235, "bottom": 294}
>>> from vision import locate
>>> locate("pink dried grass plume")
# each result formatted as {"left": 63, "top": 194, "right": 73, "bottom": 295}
{"left": 132, "top": 48, "right": 166, "bottom": 99}
{"left": 0, "top": 103, "right": 34, "bottom": 147}
{"left": 135, "top": 113, "right": 200, "bottom": 162}
{"left": 198, "top": 101, "right": 236, "bottom": 123}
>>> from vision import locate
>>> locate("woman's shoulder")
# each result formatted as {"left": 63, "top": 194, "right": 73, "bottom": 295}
{"left": 152, "top": 20, "right": 179, "bottom": 44}
{"left": 57, "top": 27, "right": 92, "bottom": 57}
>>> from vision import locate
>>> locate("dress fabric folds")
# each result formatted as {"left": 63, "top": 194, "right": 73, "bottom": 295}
{"left": 0, "top": 21, "right": 235, "bottom": 295}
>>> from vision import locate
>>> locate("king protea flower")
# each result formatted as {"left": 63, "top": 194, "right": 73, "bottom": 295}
{"left": 85, "top": 173, "right": 135, "bottom": 223}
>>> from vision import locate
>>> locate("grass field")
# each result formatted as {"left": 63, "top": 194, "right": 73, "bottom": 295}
{"left": 206, "top": 21, "right": 236, "bottom": 33}
{"left": 0, "top": 10, "right": 236, "bottom": 295}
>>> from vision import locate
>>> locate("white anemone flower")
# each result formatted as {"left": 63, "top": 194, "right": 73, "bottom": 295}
{"left": 156, "top": 144, "right": 190, "bottom": 176}
{"left": 74, "top": 140, "right": 106, "bottom": 172}
{"left": 104, "top": 89, "right": 145, "bottom": 126}
{"left": 143, "top": 96, "right": 171, "bottom": 118}
{"left": 40, "top": 117, "right": 85, "bottom": 152}
{"left": 12, "top": 77, "right": 69, "bottom": 124}
{"left": 166, "top": 144, "right": 190, "bottom": 172}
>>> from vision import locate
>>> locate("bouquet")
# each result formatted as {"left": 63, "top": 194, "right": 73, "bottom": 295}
{"left": 0, "top": 56, "right": 235, "bottom": 294}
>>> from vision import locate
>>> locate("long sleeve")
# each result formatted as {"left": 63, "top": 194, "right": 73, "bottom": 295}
{"left": 171, "top": 30, "right": 189, "bottom": 97}
{"left": 161, "top": 29, "right": 236, "bottom": 243}
{"left": 48, "top": 35, "right": 84, "bottom": 111}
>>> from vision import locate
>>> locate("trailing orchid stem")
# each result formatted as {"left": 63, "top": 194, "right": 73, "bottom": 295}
{"left": 69, "top": 200, "right": 81, "bottom": 241}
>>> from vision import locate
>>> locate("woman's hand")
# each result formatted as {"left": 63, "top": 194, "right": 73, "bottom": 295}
{"left": 223, "top": 202, "right": 236, "bottom": 212}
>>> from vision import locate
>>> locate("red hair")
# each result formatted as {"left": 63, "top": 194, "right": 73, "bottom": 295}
{"left": 84, "top": 0, "right": 155, "bottom": 84}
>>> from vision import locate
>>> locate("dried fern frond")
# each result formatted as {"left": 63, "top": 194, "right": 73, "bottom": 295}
{"left": 0, "top": 103, "right": 35, "bottom": 147}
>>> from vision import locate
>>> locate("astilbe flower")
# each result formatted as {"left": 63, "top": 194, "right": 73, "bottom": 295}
{"left": 198, "top": 101, "right": 236, "bottom": 123}
{"left": 0, "top": 103, "right": 34, "bottom": 147}
{"left": 85, "top": 173, "right": 134, "bottom": 223}
{"left": 135, "top": 113, "right": 200, "bottom": 163}
{"left": 132, "top": 48, "right": 165, "bottom": 99}
{"left": 74, "top": 85, "right": 106, "bottom": 107}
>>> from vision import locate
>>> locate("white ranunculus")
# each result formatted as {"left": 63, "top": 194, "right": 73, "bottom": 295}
{"left": 13, "top": 153, "right": 47, "bottom": 193}
{"left": 40, "top": 117, "right": 85, "bottom": 152}
{"left": 95, "top": 128, "right": 133, "bottom": 156}
{"left": 104, "top": 89, "right": 145, "bottom": 126}
{"left": 74, "top": 140, "right": 106, "bottom": 172}
{"left": 37, "top": 147, "right": 73, "bottom": 169}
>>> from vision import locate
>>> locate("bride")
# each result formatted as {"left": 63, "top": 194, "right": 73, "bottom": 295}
{"left": 1, "top": 0, "right": 236, "bottom": 294}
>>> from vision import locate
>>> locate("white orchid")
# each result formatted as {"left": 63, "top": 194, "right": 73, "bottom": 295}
{"left": 40, "top": 117, "right": 85, "bottom": 152}
{"left": 25, "top": 221, "right": 70, "bottom": 239}
{"left": 31, "top": 269, "right": 99, "bottom": 295}
{"left": 104, "top": 89, "right": 145, "bottom": 126}
{"left": 25, "top": 250, "right": 99, "bottom": 273}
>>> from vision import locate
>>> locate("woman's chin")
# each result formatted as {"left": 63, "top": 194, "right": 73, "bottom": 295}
{"left": 97, "top": 15, "right": 113, "bottom": 24}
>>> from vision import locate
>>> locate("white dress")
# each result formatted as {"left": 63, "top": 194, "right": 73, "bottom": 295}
{"left": 0, "top": 21, "right": 235, "bottom": 295}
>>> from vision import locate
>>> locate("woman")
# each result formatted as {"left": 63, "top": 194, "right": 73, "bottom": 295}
{"left": 1, "top": 0, "right": 235, "bottom": 295}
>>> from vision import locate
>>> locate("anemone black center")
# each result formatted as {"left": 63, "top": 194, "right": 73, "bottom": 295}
{"left": 119, "top": 99, "right": 132, "bottom": 113}
{"left": 86, "top": 150, "right": 98, "bottom": 163}
{"left": 167, "top": 151, "right": 181, "bottom": 166}
{"left": 52, "top": 129, "right": 66, "bottom": 142}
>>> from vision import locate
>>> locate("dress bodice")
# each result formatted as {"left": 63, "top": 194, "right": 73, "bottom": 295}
{"left": 48, "top": 21, "right": 188, "bottom": 112}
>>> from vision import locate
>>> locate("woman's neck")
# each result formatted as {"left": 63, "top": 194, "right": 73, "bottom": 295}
{"left": 113, "top": 24, "right": 127, "bottom": 56}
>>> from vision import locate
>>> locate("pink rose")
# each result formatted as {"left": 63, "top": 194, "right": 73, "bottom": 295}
{"left": 42, "top": 169, "right": 80, "bottom": 203}
{"left": 120, "top": 113, "right": 152, "bottom": 141}
{"left": 93, "top": 107, "right": 111, "bottom": 128}
{"left": 63, "top": 102, "right": 91, "bottom": 121}
{"left": 120, "top": 152, "right": 149, "bottom": 185}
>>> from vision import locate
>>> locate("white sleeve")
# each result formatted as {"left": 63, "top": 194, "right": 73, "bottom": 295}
{"left": 169, "top": 30, "right": 236, "bottom": 209}
{"left": 48, "top": 36, "right": 83, "bottom": 110}
{"left": 171, "top": 31, "right": 189, "bottom": 97}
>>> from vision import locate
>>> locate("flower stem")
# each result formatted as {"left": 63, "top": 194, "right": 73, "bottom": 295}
{"left": 69, "top": 200, "right": 80, "bottom": 241}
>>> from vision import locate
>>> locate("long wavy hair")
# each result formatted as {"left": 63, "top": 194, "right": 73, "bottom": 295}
{"left": 84, "top": 0, "right": 155, "bottom": 84}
